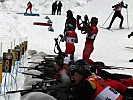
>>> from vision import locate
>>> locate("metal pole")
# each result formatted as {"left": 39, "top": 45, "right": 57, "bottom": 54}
{"left": 102, "top": 11, "right": 114, "bottom": 26}
{"left": 14, "top": 39, "right": 15, "bottom": 49}
{"left": 0, "top": 42, "right": 2, "bottom": 57}
{"left": 126, "top": 8, "right": 129, "bottom": 29}
{"left": 11, "top": 41, "right": 12, "bottom": 50}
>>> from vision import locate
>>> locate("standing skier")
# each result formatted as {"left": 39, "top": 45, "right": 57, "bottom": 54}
{"left": 25, "top": 1, "right": 32, "bottom": 14}
{"left": 77, "top": 15, "right": 98, "bottom": 65}
{"left": 63, "top": 10, "right": 77, "bottom": 60}
{"left": 63, "top": 25, "right": 78, "bottom": 60}
{"left": 107, "top": 1, "right": 128, "bottom": 30}
{"left": 64, "top": 10, "right": 76, "bottom": 33}
{"left": 57, "top": 1, "right": 63, "bottom": 15}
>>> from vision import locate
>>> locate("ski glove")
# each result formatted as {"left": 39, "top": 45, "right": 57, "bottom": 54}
{"left": 125, "top": 4, "right": 128, "bottom": 8}
{"left": 59, "top": 34, "right": 63, "bottom": 39}
{"left": 128, "top": 32, "right": 133, "bottom": 38}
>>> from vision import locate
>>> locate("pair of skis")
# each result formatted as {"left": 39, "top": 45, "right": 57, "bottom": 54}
{"left": 125, "top": 47, "right": 133, "bottom": 49}
{"left": 99, "top": 26, "right": 129, "bottom": 32}
{"left": 99, "top": 26, "right": 113, "bottom": 32}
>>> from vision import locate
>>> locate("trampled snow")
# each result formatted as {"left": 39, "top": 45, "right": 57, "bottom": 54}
{"left": 0, "top": 0, "right": 133, "bottom": 100}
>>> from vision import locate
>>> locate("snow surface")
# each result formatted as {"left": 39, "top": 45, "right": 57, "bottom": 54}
{"left": 0, "top": 0, "right": 133, "bottom": 100}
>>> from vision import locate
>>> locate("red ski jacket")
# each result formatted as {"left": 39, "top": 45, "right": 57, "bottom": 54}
{"left": 65, "top": 31, "right": 78, "bottom": 54}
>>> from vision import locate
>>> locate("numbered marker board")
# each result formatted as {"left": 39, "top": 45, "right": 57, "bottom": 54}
{"left": 2, "top": 53, "right": 13, "bottom": 73}
{"left": 15, "top": 46, "right": 21, "bottom": 61}
{"left": 24, "top": 41, "right": 28, "bottom": 52}
{"left": 12, "top": 49, "right": 16, "bottom": 66}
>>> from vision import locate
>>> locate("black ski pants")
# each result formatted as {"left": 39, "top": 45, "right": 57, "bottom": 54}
{"left": 109, "top": 11, "right": 124, "bottom": 28}
{"left": 57, "top": 8, "right": 61, "bottom": 15}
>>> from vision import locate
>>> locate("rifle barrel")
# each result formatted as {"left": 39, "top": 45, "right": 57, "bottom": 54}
{"left": 105, "top": 66, "right": 133, "bottom": 69}
{"left": 6, "top": 88, "right": 32, "bottom": 94}
{"left": 28, "top": 62, "right": 40, "bottom": 64}
{"left": 98, "top": 66, "right": 133, "bottom": 70}
{"left": 19, "top": 67, "right": 30, "bottom": 68}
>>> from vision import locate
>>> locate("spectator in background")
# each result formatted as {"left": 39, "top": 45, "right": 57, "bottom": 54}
{"left": 57, "top": 1, "right": 63, "bottom": 15}
{"left": 63, "top": 10, "right": 77, "bottom": 60}
{"left": 52, "top": 1, "right": 57, "bottom": 15}
{"left": 64, "top": 10, "right": 76, "bottom": 34}
{"left": 25, "top": 1, "right": 32, "bottom": 14}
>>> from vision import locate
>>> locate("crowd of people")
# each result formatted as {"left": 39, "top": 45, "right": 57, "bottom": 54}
{"left": 51, "top": 0, "right": 133, "bottom": 99}
{"left": 52, "top": 55, "right": 133, "bottom": 100}
{"left": 52, "top": 5, "right": 133, "bottom": 99}
{"left": 21, "top": 0, "right": 133, "bottom": 100}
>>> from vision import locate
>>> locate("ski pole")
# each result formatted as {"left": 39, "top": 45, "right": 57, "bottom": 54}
{"left": 102, "top": 11, "right": 114, "bottom": 26}
{"left": 126, "top": 8, "right": 129, "bottom": 29}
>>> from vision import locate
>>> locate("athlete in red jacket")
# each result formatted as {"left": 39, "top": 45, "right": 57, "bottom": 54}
{"left": 65, "top": 30, "right": 78, "bottom": 60}
{"left": 70, "top": 59, "right": 127, "bottom": 100}
{"left": 77, "top": 15, "right": 98, "bottom": 65}
{"left": 25, "top": 1, "right": 32, "bottom": 14}
{"left": 62, "top": 23, "right": 78, "bottom": 60}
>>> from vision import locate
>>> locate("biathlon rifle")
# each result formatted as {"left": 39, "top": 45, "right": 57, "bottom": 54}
{"left": 19, "top": 66, "right": 55, "bottom": 71}
{"left": 28, "top": 61, "right": 54, "bottom": 68}
{"left": 19, "top": 65, "right": 53, "bottom": 72}
{"left": 77, "top": 15, "right": 93, "bottom": 36}
{"left": 21, "top": 72, "right": 59, "bottom": 79}
{"left": 20, "top": 61, "right": 56, "bottom": 72}
{"left": 6, "top": 79, "right": 58, "bottom": 96}
{"left": 54, "top": 35, "right": 63, "bottom": 55}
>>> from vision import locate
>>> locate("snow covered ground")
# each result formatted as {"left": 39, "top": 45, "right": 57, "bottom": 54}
{"left": 0, "top": 0, "right": 133, "bottom": 100}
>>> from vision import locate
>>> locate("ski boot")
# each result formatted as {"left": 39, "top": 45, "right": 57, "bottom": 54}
{"left": 128, "top": 32, "right": 133, "bottom": 38}
{"left": 129, "top": 59, "right": 133, "bottom": 62}
{"left": 119, "top": 27, "right": 124, "bottom": 29}
{"left": 106, "top": 27, "right": 111, "bottom": 30}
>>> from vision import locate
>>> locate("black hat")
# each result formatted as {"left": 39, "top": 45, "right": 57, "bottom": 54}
{"left": 120, "top": 1, "right": 124, "bottom": 5}
{"left": 66, "top": 10, "right": 73, "bottom": 18}
{"left": 67, "top": 10, "right": 72, "bottom": 14}
{"left": 91, "top": 17, "right": 98, "bottom": 25}
{"left": 70, "top": 59, "right": 91, "bottom": 77}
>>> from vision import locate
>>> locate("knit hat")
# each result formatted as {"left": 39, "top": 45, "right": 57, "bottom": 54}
{"left": 66, "top": 10, "right": 73, "bottom": 18}
{"left": 70, "top": 59, "right": 91, "bottom": 77}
